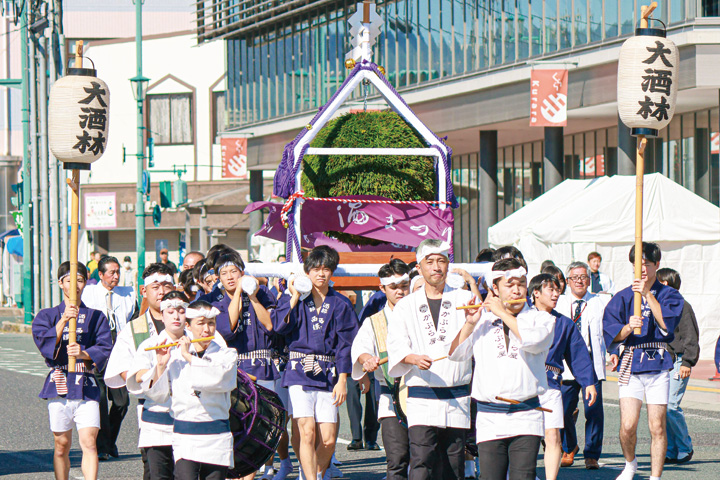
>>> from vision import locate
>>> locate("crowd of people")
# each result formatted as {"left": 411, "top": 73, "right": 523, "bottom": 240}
{"left": 30, "top": 240, "right": 701, "bottom": 480}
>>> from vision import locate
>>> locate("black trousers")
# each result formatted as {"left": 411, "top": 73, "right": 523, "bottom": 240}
{"left": 95, "top": 371, "right": 129, "bottom": 456}
{"left": 381, "top": 417, "right": 410, "bottom": 480}
{"left": 476, "top": 435, "right": 541, "bottom": 480}
{"left": 143, "top": 445, "right": 174, "bottom": 480}
{"left": 141, "top": 446, "right": 151, "bottom": 480}
{"left": 174, "top": 459, "right": 227, "bottom": 480}
{"left": 346, "top": 376, "right": 379, "bottom": 443}
{"left": 561, "top": 380, "right": 604, "bottom": 459}
{"left": 408, "top": 425, "right": 465, "bottom": 480}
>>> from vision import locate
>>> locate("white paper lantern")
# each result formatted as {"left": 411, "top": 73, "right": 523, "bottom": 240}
{"left": 618, "top": 27, "right": 678, "bottom": 137}
{"left": 49, "top": 67, "right": 110, "bottom": 169}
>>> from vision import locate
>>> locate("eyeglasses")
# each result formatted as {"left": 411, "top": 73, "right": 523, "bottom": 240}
{"left": 567, "top": 275, "right": 589, "bottom": 282}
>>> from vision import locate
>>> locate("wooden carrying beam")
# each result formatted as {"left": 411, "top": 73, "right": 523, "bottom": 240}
{"left": 332, "top": 252, "right": 416, "bottom": 290}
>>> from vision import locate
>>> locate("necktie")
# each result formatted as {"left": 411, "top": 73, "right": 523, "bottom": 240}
{"left": 106, "top": 291, "right": 117, "bottom": 342}
{"left": 573, "top": 299, "right": 593, "bottom": 355}
{"left": 573, "top": 300, "right": 584, "bottom": 333}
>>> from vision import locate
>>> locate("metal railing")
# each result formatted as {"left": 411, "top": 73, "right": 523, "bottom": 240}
{"left": 195, "top": 0, "right": 339, "bottom": 43}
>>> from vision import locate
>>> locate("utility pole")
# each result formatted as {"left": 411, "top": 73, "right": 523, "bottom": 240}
{"left": 55, "top": 0, "right": 68, "bottom": 264}
{"left": 39, "top": 34, "right": 52, "bottom": 309}
{"left": 29, "top": 17, "right": 41, "bottom": 314}
{"left": 20, "top": 0, "right": 32, "bottom": 322}
{"left": 134, "top": 0, "right": 147, "bottom": 286}
{"left": 47, "top": 2, "right": 61, "bottom": 305}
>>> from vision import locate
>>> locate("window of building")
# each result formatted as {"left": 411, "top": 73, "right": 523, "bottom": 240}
{"left": 212, "top": 91, "right": 226, "bottom": 143}
{"left": 148, "top": 93, "right": 193, "bottom": 145}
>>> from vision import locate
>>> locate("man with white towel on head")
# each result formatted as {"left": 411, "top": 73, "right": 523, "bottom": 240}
{"left": 387, "top": 239, "right": 474, "bottom": 480}
{"left": 448, "top": 259, "right": 555, "bottom": 480}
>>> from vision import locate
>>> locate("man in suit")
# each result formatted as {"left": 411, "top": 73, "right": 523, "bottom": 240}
{"left": 556, "top": 261, "right": 607, "bottom": 470}
{"left": 82, "top": 255, "right": 138, "bottom": 460}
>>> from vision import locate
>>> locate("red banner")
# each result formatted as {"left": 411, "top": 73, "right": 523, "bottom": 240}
{"left": 220, "top": 137, "right": 248, "bottom": 179}
{"left": 530, "top": 69, "right": 568, "bottom": 127}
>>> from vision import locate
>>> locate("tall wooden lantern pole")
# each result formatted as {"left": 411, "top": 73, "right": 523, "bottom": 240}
{"left": 48, "top": 40, "right": 110, "bottom": 371}
{"left": 617, "top": 2, "right": 677, "bottom": 334}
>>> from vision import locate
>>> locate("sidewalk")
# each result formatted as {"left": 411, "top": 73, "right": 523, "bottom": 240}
{"left": 0, "top": 307, "right": 30, "bottom": 334}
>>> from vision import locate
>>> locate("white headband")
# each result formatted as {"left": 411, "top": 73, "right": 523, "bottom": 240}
{"left": 409, "top": 275, "right": 424, "bottom": 292}
{"left": 59, "top": 272, "right": 86, "bottom": 282}
{"left": 217, "top": 262, "right": 243, "bottom": 274}
{"left": 380, "top": 273, "right": 410, "bottom": 286}
{"left": 161, "top": 299, "right": 189, "bottom": 311}
{"left": 144, "top": 273, "right": 173, "bottom": 287}
{"left": 185, "top": 306, "right": 220, "bottom": 319}
{"left": 416, "top": 241, "right": 450, "bottom": 264}
{"left": 485, "top": 267, "right": 528, "bottom": 285}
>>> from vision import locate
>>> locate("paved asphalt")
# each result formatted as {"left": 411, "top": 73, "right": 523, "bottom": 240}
{"left": 1, "top": 332, "right": 718, "bottom": 479}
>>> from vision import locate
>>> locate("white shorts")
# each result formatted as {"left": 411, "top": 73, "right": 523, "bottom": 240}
{"left": 48, "top": 398, "right": 100, "bottom": 432}
{"left": 257, "top": 378, "right": 289, "bottom": 411}
{"left": 618, "top": 371, "right": 670, "bottom": 404}
{"left": 539, "top": 389, "right": 564, "bottom": 430}
{"left": 288, "top": 385, "right": 338, "bottom": 423}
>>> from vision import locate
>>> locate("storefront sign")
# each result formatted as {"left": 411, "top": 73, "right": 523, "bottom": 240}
{"left": 530, "top": 69, "right": 568, "bottom": 127}
{"left": 220, "top": 137, "right": 248, "bottom": 179}
{"left": 84, "top": 192, "right": 117, "bottom": 230}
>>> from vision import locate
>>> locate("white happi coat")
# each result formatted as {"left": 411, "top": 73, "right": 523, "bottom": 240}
{"left": 142, "top": 339, "right": 238, "bottom": 468}
{"left": 449, "top": 304, "right": 554, "bottom": 442}
{"left": 387, "top": 286, "right": 474, "bottom": 428}
{"left": 351, "top": 306, "right": 396, "bottom": 420}
{"left": 126, "top": 330, "right": 176, "bottom": 448}
{"left": 105, "top": 310, "right": 160, "bottom": 388}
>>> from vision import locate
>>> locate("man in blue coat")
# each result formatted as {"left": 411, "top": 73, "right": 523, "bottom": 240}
{"left": 32, "top": 261, "right": 113, "bottom": 480}
{"left": 603, "top": 242, "right": 684, "bottom": 480}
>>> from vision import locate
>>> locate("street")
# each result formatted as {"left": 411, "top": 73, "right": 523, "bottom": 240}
{"left": 1, "top": 331, "right": 718, "bottom": 479}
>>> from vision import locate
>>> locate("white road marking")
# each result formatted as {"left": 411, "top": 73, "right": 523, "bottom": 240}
{"left": 0, "top": 345, "right": 50, "bottom": 377}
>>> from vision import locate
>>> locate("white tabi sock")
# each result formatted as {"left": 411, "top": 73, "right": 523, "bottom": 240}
{"left": 615, "top": 458, "right": 638, "bottom": 480}
{"left": 271, "top": 458, "right": 293, "bottom": 480}
{"left": 649, "top": 477, "right": 661, "bottom": 480}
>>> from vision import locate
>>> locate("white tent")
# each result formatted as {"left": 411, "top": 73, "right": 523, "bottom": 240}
{"left": 489, "top": 173, "right": 720, "bottom": 360}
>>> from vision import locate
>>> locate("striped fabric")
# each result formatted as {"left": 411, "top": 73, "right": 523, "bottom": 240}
{"left": 545, "top": 365, "right": 562, "bottom": 376}
{"left": 50, "top": 363, "right": 89, "bottom": 396}
{"left": 236, "top": 349, "right": 272, "bottom": 361}
{"left": 289, "top": 351, "right": 335, "bottom": 376}
{"left": 618, "top": 342, "right": 669, "bottom": 385}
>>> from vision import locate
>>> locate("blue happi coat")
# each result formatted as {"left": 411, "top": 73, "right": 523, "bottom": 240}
{"left": 273, "top": 287, "right": 358, "bottom": 391}
{"left": 545, "top": 309, "right": 597, "bottom": 390}
{"left": 603, "top": 280, "right": 684, "bottom": 374}
{"left": 213, "top": 285, "right": 281, "bottom": 380}
{"left": 199, "top": 282, "right": 225, "bottom": 304}
{"left": 32, "top": 302, "right": 113, "bottom": 401}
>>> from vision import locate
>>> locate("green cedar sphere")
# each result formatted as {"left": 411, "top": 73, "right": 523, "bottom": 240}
{"left": 301, "top": 111, "right": 436, "bottom": 245}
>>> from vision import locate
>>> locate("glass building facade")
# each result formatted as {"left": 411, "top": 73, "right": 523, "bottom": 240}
{"left": 450, "top": 107, "right": 720, "bottom": 262}
{"left": 224, "top": 0, "right": 719, "bottom": 127}
{"left": 197, "top": 1, "right": 720, "bottom": 262}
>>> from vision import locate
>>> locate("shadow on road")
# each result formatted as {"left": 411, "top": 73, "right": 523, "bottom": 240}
{"left": 0, "top": 449, "right": 56, "bottom": 475}
{"left": 334, "top": 456, "right": 388, "bottom": 479}
{"left": 0, "top": 448, "right": 143, "bottom": 477}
